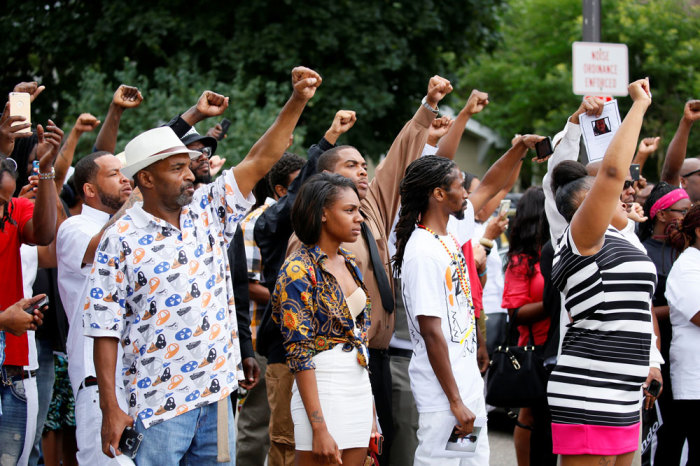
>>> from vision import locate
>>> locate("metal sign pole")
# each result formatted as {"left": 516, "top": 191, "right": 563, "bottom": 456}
{"left": 583, "top": 0, "right": 601, "bottom": 42}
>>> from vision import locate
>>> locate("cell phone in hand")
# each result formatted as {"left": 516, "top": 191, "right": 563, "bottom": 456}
{"left": 217, "top": 118, "right": 231, "bottom": 141}
{"left": 9, "top": 92, "right": 31, "bottom": 134}
{"left": 535, "top": 137, "right": 554, "bottom": 159}
{"left": 32, "top": 160, "right": 40, "bottom": 175}
{"left": 369, "top": 434, "right": 383, "bottom": 456}
{"left": 646, "top": 379, "right": 662, "bottom": 398}
{"left": 630, "top": 164, "right": 640, "bottom": 182}
{"left": 498, "top": 199, "right": 511, "bottom": 218}
{"left": 26, "top": 296, "right": 48, "bottom": 314}
{"left": 118, "top": 426, "right": 143, "bottom": 459}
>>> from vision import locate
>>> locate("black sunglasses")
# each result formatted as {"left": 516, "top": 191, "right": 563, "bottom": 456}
{"left": 665, "top": 208, "right": 689, "bottom": 216}
{"left": 623, "top": 180, "right": 634, "bottom": 190}
{"left": 681, "top": 168, "right": 700, "bottom": 178}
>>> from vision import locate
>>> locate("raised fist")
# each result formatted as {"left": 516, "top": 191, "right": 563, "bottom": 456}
{"left": 426, "top": 75, "right": 453, "bottom": 108}
{"left": 463, "top": 89, "right": 489, "bottom": 116}
{"left": 196, "top": 91, "right": 229, "bottom": 118}
{"left": 571, "top": 96, "right": 605, "bottom": 124}
{"left": 74, "top": 113, "right": 100, "bottom": 133}
{"left": 683, "top": 99, "right": 700, "bottom": 123}
{"left": 629, "top": 78, "right": 652, "bottom": 106}
{"left": 427, "top": 116, "right": 453, "bottom": 145}
{"left": 113, "top": 85, "right": 143, "bottom": 109}
{"left": 330, "top": 110, "right": 357, "bottom": 135}
{"left": 291, "top": 67, "right": 322, "bottom": 101}
{"left": 13, "top": 81, "right": 45, "bottom": 103}
{"left": 637, "top": 137, "right": 660, "bottom": 155}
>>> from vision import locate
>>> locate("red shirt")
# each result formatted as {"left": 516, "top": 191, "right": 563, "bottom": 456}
{"left": 501, "top": 254, "right": 549, "bottom": 346}
{"left": 461, "top": 240, "right": 483, "bottom": 318}
{"left": 0, "top": 197, "right": 34, "bottom": 366}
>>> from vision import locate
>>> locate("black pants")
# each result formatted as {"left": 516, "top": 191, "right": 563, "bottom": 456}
{"left": 369, "top": 348, "right": 393, "bottom": 466}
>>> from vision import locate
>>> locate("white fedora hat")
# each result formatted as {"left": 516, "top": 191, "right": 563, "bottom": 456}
{"left": 121, "top": 127, "right": 200, "bottom": 178}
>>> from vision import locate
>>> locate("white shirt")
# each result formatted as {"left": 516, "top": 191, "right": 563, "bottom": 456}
{"left": 83, "top": 169, "right": 254, "bottom": 428}
{"left": 665, "top": 246, "right": 700, "bottom": 400}
{"left": 401, "top": 227, "right": 482, "bottom": 413}
{"left": 471, "top": 221, "right": 507, "bottom": 315}
{"left": 57, "top": 204, "right": 122, "bottom": 397}
{"left": 20, "top": 244, "right": 39, "bottom": 370}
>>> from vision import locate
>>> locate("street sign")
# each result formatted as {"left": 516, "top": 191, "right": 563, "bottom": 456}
{"left": 572, "top": 41, "right": 629, "bottom": 96}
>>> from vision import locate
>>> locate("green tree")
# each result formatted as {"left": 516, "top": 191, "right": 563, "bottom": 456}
{"left": 459, "top": 0, "right": 700, "bottom": 183}
{"left": 1, "top": 0, "right": 504, "bottom": 161}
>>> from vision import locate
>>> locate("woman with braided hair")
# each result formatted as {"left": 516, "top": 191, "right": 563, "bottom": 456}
{"left": 664, "top": 204, "right": 700, "bottom": 464}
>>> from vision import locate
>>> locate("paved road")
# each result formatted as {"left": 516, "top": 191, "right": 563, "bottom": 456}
{"left": 487, "top": 410, "right": 517, "bottom": 466}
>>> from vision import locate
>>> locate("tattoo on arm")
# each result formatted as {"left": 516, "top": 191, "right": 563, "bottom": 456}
{"left": 310, "top": 410, "right": 324, "bottom": 424}
{"left": 598, "top": 457, "right": 613, "bottom": 466}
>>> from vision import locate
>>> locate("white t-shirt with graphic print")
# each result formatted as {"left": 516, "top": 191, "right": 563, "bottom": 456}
{"left": 401, "top": 227, "right": 483, "bottom": 413}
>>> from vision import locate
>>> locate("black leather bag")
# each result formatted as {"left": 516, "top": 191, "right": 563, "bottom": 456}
{"left": 485, "top": 310, "right": 547, "bottom": 408}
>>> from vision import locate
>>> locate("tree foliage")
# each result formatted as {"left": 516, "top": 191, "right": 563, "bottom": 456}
{"left": 1, "top": 0, "right": 504, "bottom": 162}
{"left": 459, "top": 0, "right": 700, "bottom": 183}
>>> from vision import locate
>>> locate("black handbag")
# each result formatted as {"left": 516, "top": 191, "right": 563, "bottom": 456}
{"left": 485, "top": 309, "right": 547, "bottom": 408}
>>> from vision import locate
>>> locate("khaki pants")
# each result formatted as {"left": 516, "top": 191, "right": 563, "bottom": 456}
{"left": 266, "top": 362, "right": 295, "bottom": 466}
{"left": 236, "top": 353, "right": 271, "bottom": 465}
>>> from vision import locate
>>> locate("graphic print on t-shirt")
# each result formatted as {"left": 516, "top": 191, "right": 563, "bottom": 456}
{"left": 445, "top": 263, "right": 476, "bottom": 353}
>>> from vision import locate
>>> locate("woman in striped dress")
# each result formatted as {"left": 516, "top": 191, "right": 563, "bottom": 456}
{"left": 547, "top": 78, "right": 657, "bottom": 465}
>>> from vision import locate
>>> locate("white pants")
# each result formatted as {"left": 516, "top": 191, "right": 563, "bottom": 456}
{"left": 414, "top": 405, "right": 489, "bottom": 466}
{"left": 75, "top": 385, "right": 128, "bottom": 465}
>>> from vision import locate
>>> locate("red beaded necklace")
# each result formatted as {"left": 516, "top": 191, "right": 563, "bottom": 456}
{"left": 417, "top": 224, "right": 473, "bottom": 303}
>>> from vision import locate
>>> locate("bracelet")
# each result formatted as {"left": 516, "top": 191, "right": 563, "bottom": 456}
{"left": 478, "top": 269, "right": 487, "bottom": 277}
{"left": 479, "top": 237, "right": 495, "bottom": 249}
{"left": 38, "top": 167, "right": 55, "bottom": 180}
{"left": 421, "top": 96, "right": 439, "bottom": 115}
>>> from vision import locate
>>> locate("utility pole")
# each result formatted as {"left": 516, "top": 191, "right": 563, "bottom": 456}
{"left": 582, "top": 0, "right": 601, "bottom": 42}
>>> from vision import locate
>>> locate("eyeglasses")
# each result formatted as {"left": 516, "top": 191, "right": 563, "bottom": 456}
{"left": 623, "top": 180, "right": 634, "bottom": 190}
{"left": 681, "top": 168, "right": 700, "bottom": 178}
{"left": 665, "top": 208, "right": 689, "bottom": 215}
{"left": 1, "top": 157, "right": 17, "bottom": 172}
{"left": 193, "top": 147, "right": 213, "bottom": 159}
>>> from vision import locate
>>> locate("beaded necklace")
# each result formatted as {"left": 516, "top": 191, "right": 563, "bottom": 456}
{"left": 417, "top": 224, "right": 472, "bottom": 303}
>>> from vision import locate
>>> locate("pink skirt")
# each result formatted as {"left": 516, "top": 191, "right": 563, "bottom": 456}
{"left": 551, "top": 422, "right": 640, "bottom": 456}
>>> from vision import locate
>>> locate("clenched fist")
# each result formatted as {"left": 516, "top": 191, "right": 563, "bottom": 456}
{"left": 463, "top": 89, "right": 489, "bottom": 116}
{"left": 113, "top": 85, "right": 143, "bottom": 109}
{"left": 196, "top": 91, "right": 229, "bottom": 118}
{"left": 426, "top": 75, "right": 453, "bottom": 108}
{"left": 427, "top": 116, "right": 453, "bottom": 146}
{"left": 74, "top": 113, "right": 101, "bottom": 133}
{"left": 291, "top": 67, "right": 322, "bottom": 101}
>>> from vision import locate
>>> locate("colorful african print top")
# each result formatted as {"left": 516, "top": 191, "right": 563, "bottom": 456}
{"left": 272, "top": 244, "right": 371, "bottom": 373}
{"left": 83, "top": 169, "right": 254, "bottom": 428}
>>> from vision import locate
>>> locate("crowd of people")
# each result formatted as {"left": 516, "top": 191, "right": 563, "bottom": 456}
{"left": 0, "top": 68, "right": 698, "bottom": 466}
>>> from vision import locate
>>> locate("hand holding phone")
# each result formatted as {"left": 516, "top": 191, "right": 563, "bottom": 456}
{"left": 118, "top": 426, "right": 143, "bottom": 459}
{"left": 646, "top": 379, "right": 662, "bottom": 398}
{"left": 9, "top": 92, "right": 31, "bottom": 134}
{"left": 26, "top": 296, "right": 48, "bottom": 315}
{"left": 369, "top": 433, "right": 383, "bottom": 456}
{"left": 498, "top": 199, "right": 511, "bottom": 218}
{"left": 535, "top": 137, "right": 553, "bottom": 159}
{"left": 217, "top": 118, "right": 231, "bottom": 141}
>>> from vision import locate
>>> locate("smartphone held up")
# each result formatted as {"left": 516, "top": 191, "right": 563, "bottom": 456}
{"left": 9, "top": 92, "right": 31, "bottom": 133}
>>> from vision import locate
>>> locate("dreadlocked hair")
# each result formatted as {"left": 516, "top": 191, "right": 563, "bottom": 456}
{"left": 667, "top": 204, "right": 700, "bottom": 253}
{"left": 0, "top": 158, "right": 19, "bottom": 232}
{"left": 392, "top": 155, "right": 457, "bottom": 276}
{"left": 640, "top": 181, "right": 680, "bottom": 242}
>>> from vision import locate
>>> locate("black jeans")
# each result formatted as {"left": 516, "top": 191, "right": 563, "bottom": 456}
{"left": 369, "top": 348, "right": 393, "bottom": 466}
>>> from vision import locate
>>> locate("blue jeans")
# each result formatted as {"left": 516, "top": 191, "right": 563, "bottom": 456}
{"left": 0, "top": 367, "right": 28, "bottom": 465}
{"left": 28, "top": 338, "right": 55, "bottom": 466}
{"left": 133, "top": 397, "right": 236, "bottom": 466}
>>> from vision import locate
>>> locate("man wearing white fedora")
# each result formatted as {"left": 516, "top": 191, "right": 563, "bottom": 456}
{"left": 82, "top": 66, "right": 322, "bottom": 465}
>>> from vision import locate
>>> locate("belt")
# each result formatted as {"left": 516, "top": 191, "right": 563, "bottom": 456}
{"left": 2, "top": 365, "right": 37, "bottom": 383}
{"left": 79, "top": 376, "right": 99, "bottom": 391}
{"left": 388, "top": 347, "right": 413, "bottom": 358}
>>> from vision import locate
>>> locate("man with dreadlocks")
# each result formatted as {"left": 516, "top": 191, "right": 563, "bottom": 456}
{"left": 393, "top": 135, "right": 543, "bottom": 465}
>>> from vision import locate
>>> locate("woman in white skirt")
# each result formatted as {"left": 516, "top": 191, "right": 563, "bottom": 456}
{"left": 272, "top": 173, "right": 378, "bottom": 465}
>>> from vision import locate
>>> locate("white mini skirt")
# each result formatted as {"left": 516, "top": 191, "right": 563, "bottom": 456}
{"left": 291, "top": 344, "right": 373, "bottom": 450}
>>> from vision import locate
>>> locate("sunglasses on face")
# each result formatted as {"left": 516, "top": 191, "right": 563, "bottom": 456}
{"left": 623, "top": 180, "right": 634, "bottom": 190}
{"left": 194, "top": 147, "right": 213, "bottom": 159}
{"left": 681, "top": 168, "right": 700, "bottom": 178}
{"left": 665, "top": 208, "right": 689, "bottom": 216}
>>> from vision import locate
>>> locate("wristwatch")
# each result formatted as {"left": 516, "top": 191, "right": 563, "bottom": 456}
{"left": 421, "top": 96, "right": 439, "bottom": 115}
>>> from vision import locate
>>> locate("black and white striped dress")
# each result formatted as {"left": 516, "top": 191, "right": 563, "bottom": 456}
{"left": 548, "top": 227, "right": 656, "bottom": 456}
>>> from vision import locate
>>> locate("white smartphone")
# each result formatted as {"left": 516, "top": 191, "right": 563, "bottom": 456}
{"left": 9, "top": 92, "right": 31, "bottom": 133}
{"left": 498, "top": 199, "right": 511, "bottom": 218}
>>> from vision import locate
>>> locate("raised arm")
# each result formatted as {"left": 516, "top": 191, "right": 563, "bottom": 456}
{"left": 571, "top": 79, "right": 652, "bottom": 254}
{"left": 434, "top": 89, "right": 489, "bottom": 159}
{"left": 475, "top": 157, "right": 522, "bottom": 221}
{"left": 233, "top": 67, "right": 321, "bottom": 197}
{"left": 662, "top": 100, "right": 700, "bottom": 185}
{"left": 469, "top": 135, "right": 544, "bottom": 214}
{"left": 94, "top": 85, "right": 143, "bottom": 153}
{"left": 23, "top": 122, "right": 61, "bottom": 245}
{"left": 54, "top": 113, "right": 100, "bottom": 191}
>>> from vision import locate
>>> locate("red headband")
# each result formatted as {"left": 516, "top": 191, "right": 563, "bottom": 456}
{"left": 650, "top": 189, "right": 689, "bottom": 219}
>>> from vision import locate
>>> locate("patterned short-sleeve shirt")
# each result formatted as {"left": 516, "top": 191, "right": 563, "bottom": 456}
{"left": 83, "top": 169, "right": 253, "bottom": 428}
{"left": 271, "top": 244, "right": 371, "bottom": 373}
